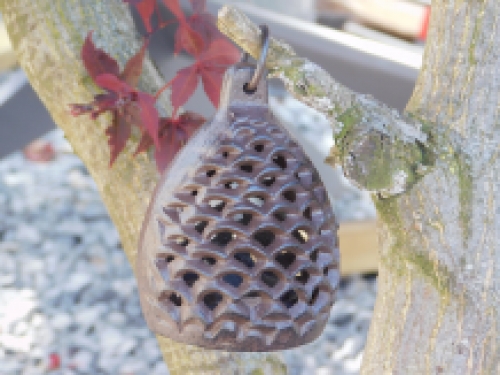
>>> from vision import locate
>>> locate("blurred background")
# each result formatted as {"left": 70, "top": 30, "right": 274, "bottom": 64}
{"left": 0, "top": 1, "right": 427, "bottom": 374}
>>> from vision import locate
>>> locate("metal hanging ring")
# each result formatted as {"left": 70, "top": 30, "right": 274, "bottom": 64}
{"left": 244, "top": 25, "right": 270, "bottom": 93}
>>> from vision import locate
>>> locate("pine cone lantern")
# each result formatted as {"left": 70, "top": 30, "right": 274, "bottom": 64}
{"left": 137, "top": 32, "right": 340, "bottom": 351}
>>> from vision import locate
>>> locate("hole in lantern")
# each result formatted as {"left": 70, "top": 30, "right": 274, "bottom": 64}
{"left": 201, "top": 256, "right": 217, "bottom": 266}
{"left": 169, "top": 292, "right": 182, "bottom": 307}
{"left": 273, "top": 210, "right": 287, "bottom": 222}
{"left": 253, "top": 230, "right": 275, "bottom": 247}
{"left": 210, "top": 231, "right": 234, "bottom": 247}
{"left": 234, "top": 252, "right": 256, "bottom": 268}
{"left": 275, "top": 251, "right": 296, "bottom": 269}
{"left": 295, "top": 270, "right": 310, "bottom": 284}
{"left": 280, "top": 289, "right": 299, "bottom": 308}
{"left": 323, "top": 266, "right": 329, "bottom": 276}
{"left": 232, "top": 212, "right": 252, "bottom": 226}
{"left": 254, "top": 144, "right": 264, "bottom": 152}
{"left": 292, "top": 228, "right": 309, "bottom": 244}
{"left": 223, "top": 273, "right": 243, "bottom": 288}
{"left": 224, "top": 181, "right": 239, "bottom": 189}
{"left": 175, "top": 237, "right": 189, "bottom": 247}
{"left": 309, "top": 287, "right": 319, "bottom": 305}
{"left": 272, "top": 154, "right": 287, "bottom": 169}
{"left": 206, "top": 169, "right": 217, "bottom": 178}
{"left": 283, "top": 190, "right": 296, "bottom": 202}
{"left": 209, "top": 199, "right": 226, "bottom": 212}
{"left": 222, "top": 151, "right": 229, "bottom": 158}
{"left": 261, "top": 270, "right": 279, "bottom": 288}
{"left": 261, "top": 176, "right": 276, "bottom": 187}
{"left": 240, "top": 164, "right": 253, "bottom": 173}
{"left": 310, "top": 249, "right": 319, "bottom": 262}
{"left": 243, "top": 82, "right": 257, "bottom": 94}
{"left": 203, "top": 292, "right": 223, "bottom": 310}
{"left": 243, "top": 291, "right": 261, "bottom": 298}
{"left": 165, "top": 255, "right": 175, "bottom": 263}
{"left": 194, "top": 221, "right": 208, "bottom": 234}
{"left": 183, "top": 272, "right": 199, "bottom": 287}
{"left": 247, "top": 195, "right": 265, "bottom": 207}
{"left": 303, "top": 207, "right": 312, "bottom": 220}
{"left": 191, "top": 190, "right": 198, "bottom": 196}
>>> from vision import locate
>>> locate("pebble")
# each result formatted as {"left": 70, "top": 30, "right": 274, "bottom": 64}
{"left": 51, "top": 313, "right": 73, "bottom": 331}
{"left": 68, "top": 350, "right": 94, "bottom": 372}
{"left": 0, "top": 122, "right": 377, "bottom": 375}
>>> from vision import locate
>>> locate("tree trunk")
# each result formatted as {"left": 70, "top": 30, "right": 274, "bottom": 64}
{"left": 362, "top": 1, "right": 500, "bottom": 373}
{"left": 3, "top": 0, "right": 500, "bottom": 373}
{"left": 217, "top": 2, "right": 500, "bottom": 373}
{"left": 0, "top": 1, "right": 286, "bottom": 374}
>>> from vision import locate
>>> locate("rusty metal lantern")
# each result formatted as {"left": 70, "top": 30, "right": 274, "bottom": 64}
{"left": 137, "top": 26, "right": 340, "bottom": 351}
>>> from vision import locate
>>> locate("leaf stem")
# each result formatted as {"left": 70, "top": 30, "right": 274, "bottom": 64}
{"left": 154, "top": 78, "right": 173, "bottom": 100}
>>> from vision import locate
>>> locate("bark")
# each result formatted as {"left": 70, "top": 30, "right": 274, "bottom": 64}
{"left": 0, "top": 1, "right": 286, "bottom": 374}
{"left": 218, "top": 5, "right": 432, "bottom": 197}
{"left": 219, "top": 2, "right": 500, "bottom": 374}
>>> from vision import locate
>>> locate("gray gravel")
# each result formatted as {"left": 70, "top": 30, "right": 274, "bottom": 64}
{"left": 0, "top": 116, "right": 376, "bottom": 374}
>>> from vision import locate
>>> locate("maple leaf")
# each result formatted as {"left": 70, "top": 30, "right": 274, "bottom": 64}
{"left": 189, "top": 0, "right": 205, "bottom": 14}
{"left": 170, "top": 66, "right": 198, "bottom": 114}
{"left": 135, "top": 112, "right": 205, "bottom": 172}
{"left": 106, "top": 110, "right": 132, "bottom": 165}
{"left": 96, "top": 73, "right": 160, "bottom": 147}
{"left": 167, "top": 38, "right": 240, "bottom": 112}
{"left": 70, "top": 32, "right": 159, "bottom": 166}
{"left": 81, "top": 31, "right": 119, "bottom": 81}
{"left": 124, "top": 0, "right": 157, "bottom": 33}
{"left": 121, "top": 40, "right": 149, "bottom": 87}
{"left": 163, "top": 0, "right": 205, "bottom": 56}
{"left": 187, "top": 0, "right": 222, "bottom": 46}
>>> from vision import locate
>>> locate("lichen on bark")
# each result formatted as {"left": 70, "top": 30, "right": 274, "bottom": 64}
{"left": 218, "top": 5, "right": 432, "bottom": 197}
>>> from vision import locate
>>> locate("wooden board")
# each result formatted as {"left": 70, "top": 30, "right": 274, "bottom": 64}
{"left": 339, "top": 219, "right": 379, "bottom": 275}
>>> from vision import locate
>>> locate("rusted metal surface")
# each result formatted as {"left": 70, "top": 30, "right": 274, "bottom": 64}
{"left": 137, "top": 65, "right": 340, "bottom": 351}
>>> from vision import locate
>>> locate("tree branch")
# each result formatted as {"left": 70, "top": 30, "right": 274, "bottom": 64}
{"left": 0, "top": 1, "right": 285, "bottom": 374}
{"left": 217, "top": 5, "right": 434, "bottom": 197}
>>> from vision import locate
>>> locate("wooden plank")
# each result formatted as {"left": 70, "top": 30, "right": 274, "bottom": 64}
{"left": 318, "top": 0, "right": 429, "bottom": 41}
{"left": 339, "top": 220, "right": 379, "bottom": 275}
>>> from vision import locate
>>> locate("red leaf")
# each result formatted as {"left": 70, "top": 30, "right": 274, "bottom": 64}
{"left": 121, "top": 40, "right": 148, "bottom": 87}
{"left": 124, "top": 0, "right": 157, "bottom": 33}
{"left": 82, "top": 32, "right": 119, "bottom": 81}
{"left": 163, "top": 0, "right": 185, "bottom": 22}
{"left": 174, "top": 24, "right": 205, "bottom": 56}
{"left": 69, "top": 92, "right": 118, "bottom": 119}
{"left": 200, "top": 66, "right": 225, "bottom": 108}
{"left": 47, "top": 353, "right": 61, "bottom": 371}
{"left": 95, "top": 74, "right": 132, "bottom": 96}
{"left": 187, "top": 13, "right": 220, "bottom": 46}
{"left": 90, "top": 92, "right": 119, "bottom": 119}
{"left": 69, "top": 103, "right": 94, "bottom": 116}
{"left": 106, "top": 111, "right": 132, "bottom": 166}
{"left": 137, "top": 92, "right": 160, "bottom": 148}
{"left": 154, "top": 113, "right": 205, "bottom": 172}
{"left": 23, "top": 139, "right": 56, "bottom": 163}
{"left": 178, "top": 111, "right": 206, "bottom": 136}
{"left": 134, "top": 130, "right": 154, "bottom": 155}
{"left": 199, "top": 38, "right": 240, "bottom": 67}
{"left": 170, "top": 65, "right": 199, "bottom": 112}
{"left": 190, "top": 0, "right": 205, "bottom": 13}
{"left": 154, "top": 131, "right": 180, "bottom": 172}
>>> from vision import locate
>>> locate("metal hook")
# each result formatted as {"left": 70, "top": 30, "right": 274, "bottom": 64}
{"left": 244, "top": 25, "right": 269, "bottom": 92}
